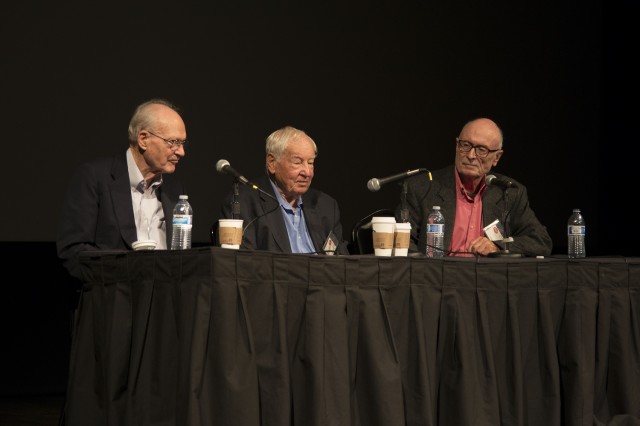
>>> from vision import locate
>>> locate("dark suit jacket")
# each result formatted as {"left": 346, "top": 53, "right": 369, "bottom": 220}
{"left": 56, "top": 154, "right": 184, "bottom": 280}
{"left": 399, "top": 165, "right": 553, "bottom": 256}
{"left": 219, "top": 174, "right": 350, "bottom": 255}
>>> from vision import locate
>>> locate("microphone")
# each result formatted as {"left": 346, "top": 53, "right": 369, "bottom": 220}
{"left": 216, "top": 159, "right": 249, "bottom": 184}
{"left": 485, "top": 174, "right": 523, "bottom": 258}
{"left": 367, "top": 168, "right": 428, "bottom": 192}
{"left": 485, "top": 174, "right": 517, "bottom": 190}
{"left": 216, "top": 159, "right": 277, "bottom": 201}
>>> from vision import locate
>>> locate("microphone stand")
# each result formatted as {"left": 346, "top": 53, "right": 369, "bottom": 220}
{"left": 400, "top": 180, "right": 410, "bottom": 223}
{"left": 488, "top": 188, "right": 523, "bottom": 258}
{"left": 232, "top": 182, "right": 241, "bottom": 220}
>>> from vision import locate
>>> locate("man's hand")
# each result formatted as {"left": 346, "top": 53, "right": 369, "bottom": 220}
{"left": 467, "top": 236, "right": 499, "bottom": 256}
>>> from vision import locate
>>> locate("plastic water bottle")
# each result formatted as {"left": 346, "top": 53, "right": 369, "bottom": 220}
{"left": 567, "top": 208, "right": 585, "bottom": 258}
{"left": 171, "top": 195, "right": 193, "bottom": 250}
{"left": 426, "top": 206, "right": 445, "bottom": 257}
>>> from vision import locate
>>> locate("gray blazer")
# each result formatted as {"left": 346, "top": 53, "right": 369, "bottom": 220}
{"left": 399, "top": 165, "right": 552, "bottom": 256}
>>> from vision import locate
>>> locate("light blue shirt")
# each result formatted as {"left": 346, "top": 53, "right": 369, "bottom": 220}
{"left": 268, "top": 178, "right": 316, "bottom": 254}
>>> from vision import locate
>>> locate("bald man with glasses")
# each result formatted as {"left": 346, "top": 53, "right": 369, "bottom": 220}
{"left": 397, "top": 118, "right": 552, "bottom": 257}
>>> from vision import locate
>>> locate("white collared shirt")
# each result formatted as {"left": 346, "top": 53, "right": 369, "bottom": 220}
{"left": 126, "top": 149, "right": 167, "bottom": 249}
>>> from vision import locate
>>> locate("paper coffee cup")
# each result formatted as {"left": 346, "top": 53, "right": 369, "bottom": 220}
{"left": 393, "top": 222, "right": 411, "bottom": 256}
{"left": 132, "top": 240, "right": 157, "bottom": 251}
{"left": 218, "top": 219, "right": 243, "bottom": 249}
{"left": 371, "top": 216, "right": 396, "bottom": 256}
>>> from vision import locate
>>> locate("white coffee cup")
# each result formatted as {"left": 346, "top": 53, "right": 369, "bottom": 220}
{"left": 371, "top": 216, "right": 396, "bottom": 256}
{"left": 218, "top": 219, "right": 243, "bottom": 249}
{"left": 132, "top": 240, "right": 157, "bottom": 251}
{"left": 393, "top": 222, "right": 411, "bottom": 256}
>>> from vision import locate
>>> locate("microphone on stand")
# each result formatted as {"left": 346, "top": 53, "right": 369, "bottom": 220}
{"left": 367, "top": 168, "right": 429, "bottom": 192}
{"left": 216, "top": 159, "right": 249, "bottom": 184}
{"left": 216, "top": 159, "right": 280, "bottom": 249}
{"left": 485, "top": 174, "right": 522, "bottom": 258}
{"left": 485, "top": 174, "right": 517, "bottom": 189}
{"left": 216, "top": 159, "right": 277, "bottom": 201}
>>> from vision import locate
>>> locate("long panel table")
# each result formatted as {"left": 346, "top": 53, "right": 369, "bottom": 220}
{"left": 63, "top": 248, "right": 640, "bottom": 426}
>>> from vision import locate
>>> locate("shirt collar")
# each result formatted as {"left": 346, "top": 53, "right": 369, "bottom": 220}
{"left": 455, "top": 170, "right": 487, "bottom": 201}
{"left": 126, "top": 148, "right": 163, "bottom": 193}
{"left": 268, "top": 177, "right": 303, "bottom": 211}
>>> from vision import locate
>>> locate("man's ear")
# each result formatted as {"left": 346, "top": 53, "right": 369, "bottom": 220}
{"left": 266, "top": 153, "right": 276, "bottom": 173}
{"left": 492, "top": 150, "right": 503, "bottom": 166}
{"left": 137, "top": 132, "right": 148, "bottom": 151}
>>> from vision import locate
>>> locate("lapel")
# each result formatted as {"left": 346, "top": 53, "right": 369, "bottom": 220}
{"left": 301, "top": 195, "right": 323, "bottom": 252}
{"left": 259, "top": 185, "right": 291, "bottom": 252}
{"left": 109, "top": 157, "right": 137, "bottom": 248}
{"left": 482, "top": 186, "right": 507, "bottom": 228}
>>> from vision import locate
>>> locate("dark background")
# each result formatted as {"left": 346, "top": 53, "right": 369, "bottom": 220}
{"left": 0, "top": 0, "right": 634, "bottom": 399}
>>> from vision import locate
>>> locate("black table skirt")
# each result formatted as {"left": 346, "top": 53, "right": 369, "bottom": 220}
{"left": 64, "top": 248, "right": 640, "bottom": 426}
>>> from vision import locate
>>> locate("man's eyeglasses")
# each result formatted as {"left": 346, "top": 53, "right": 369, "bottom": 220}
{"left": 456, "top": 138, "right": 500, "bottom": 158}
{"left": 146, "top": 130, "right": 187, "bottom": 150}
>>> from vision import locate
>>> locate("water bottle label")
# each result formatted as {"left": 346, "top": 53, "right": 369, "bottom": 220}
{"left": 173, "top": 214, "right": 193, "bottom": 225}
{"left": 568, "top": 225, "right": 585, "bottom": 235}
{"left": 427, "top": 224, "right": 444, "bottom": 234}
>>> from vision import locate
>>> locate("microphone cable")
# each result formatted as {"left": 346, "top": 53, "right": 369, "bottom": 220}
{"left": 422, "top": 243, "right": 481, "bottom": 258}
{"left": 242, "top": 203, "right": 281, "bottom": 234}
{"left": 239, "top": 201, "right": 281, "bottom": 246}
{"left": 241, "top": 203, "right": 342, "bottom": 255}
{"left": 290, "top": 249, "right": 339, "bottom": 255}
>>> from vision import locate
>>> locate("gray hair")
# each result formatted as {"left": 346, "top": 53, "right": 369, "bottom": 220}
{"left": 127, "top": 98, "right": 180, "bottom": 144}
{"left": 265, "top": 126, "right": 318, "bottom": 160}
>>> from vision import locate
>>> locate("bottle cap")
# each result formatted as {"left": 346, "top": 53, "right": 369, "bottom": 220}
{"left": 179, "top": 195, "right": 188, "bottom": 200}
